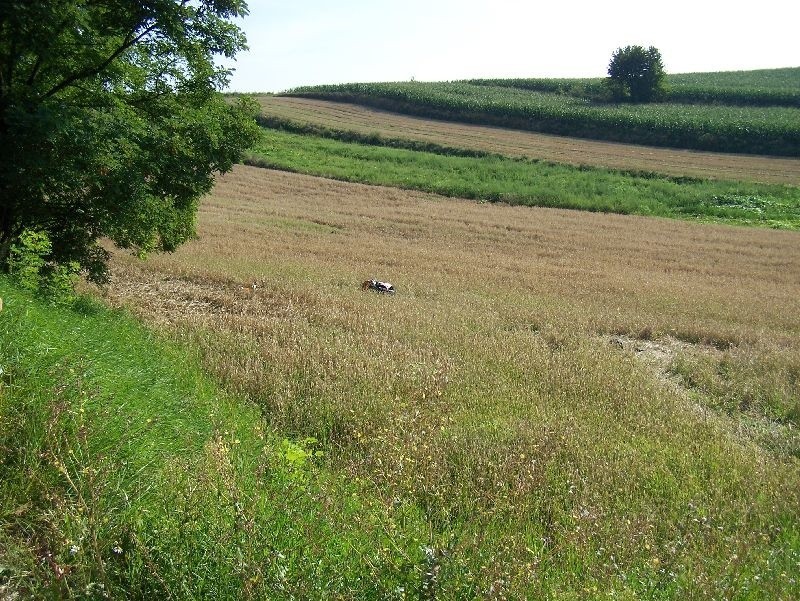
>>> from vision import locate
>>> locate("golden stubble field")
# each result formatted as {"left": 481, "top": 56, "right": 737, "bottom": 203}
{"left": 105, "top": 165, "right": 800, "bottom": 596}
{"left": 258, "top": 96, "right": 800, "bottom": 184}
{"left": 110, "top": 165, "right": 800, "bottom": 342}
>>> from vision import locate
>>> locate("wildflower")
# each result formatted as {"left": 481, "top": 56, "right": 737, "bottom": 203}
{"left": 112, "top": 545, "right": 123, "bottom": 555}
{"left": 69, "top": 545, "right": 80, "bottom": 555}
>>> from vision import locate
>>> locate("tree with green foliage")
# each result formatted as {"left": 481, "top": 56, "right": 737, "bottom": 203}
{"left": 0, "top": 0, "right": 260, "bottom": 284}
{"left": 607, "top": 45, "right": 666, "bottom": 103}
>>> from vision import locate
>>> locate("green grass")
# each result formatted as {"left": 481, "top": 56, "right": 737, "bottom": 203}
{"left": 246, "top": 129, "right": 800, "bottom": 229}
{"left": 285, "top": 80, "right": 800, "bottom": 156}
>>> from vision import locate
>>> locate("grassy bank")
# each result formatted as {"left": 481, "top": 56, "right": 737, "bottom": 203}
{"left": 0, "top": 280, "right": 436, "bottom": 599}
{"left": 246, "top": 129, "right": 800, "bottom": 229}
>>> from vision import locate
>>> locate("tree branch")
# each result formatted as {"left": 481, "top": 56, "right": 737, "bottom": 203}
{"left": 40, "top": 22, "right": 158, "bottom": 101}
{"left": 26, "top": 15, "right": 75, "bottom": 87}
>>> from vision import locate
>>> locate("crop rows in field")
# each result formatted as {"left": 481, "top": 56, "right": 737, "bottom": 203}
{"left": 257, "top": 96, "right": 800, "bottom": 185}
{"left": 668, "top": 67, "right": 800, "bottom": 106}
{"left": 668, "top": 67, "right": 800, "bottom": 91}
{"left": 286, "top": 81, "right": 800, "bottom": 156}
{"left": 467, "top": 67, "right": 800, "bottom": 108}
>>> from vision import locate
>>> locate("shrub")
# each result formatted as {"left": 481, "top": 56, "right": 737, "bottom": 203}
{"left": 7, "top": 229, "right": 49, "bottom": 291}
{"left": 8, "top": 229, "right": 79, "bottom": 304}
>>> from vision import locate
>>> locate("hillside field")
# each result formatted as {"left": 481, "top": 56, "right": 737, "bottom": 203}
{"left": 284, "top": 81, "right": 800, "bottom": 156}
{"left": 252, "top": 70, "right": 800, "bottom": 232}
{"left": 244, "top": 129, "right": 800, "bottom": 230}
{"left": 4, "top": 66, "right": 800, "bottom": 599}
{"left": 285, "top": 68, "right": 800, "bottom": 156}
{"left": 87, "top": 165, "right": 800, "bottom": 598}
{"left": 257, "top": 96, "right": 800, "bottom": 185}
{"left": 467, "top": 67, "right": 800, "bottom": 108}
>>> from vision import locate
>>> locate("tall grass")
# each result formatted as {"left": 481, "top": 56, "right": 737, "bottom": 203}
{"left": 0, "top": 280, "right": 440, "bottom": 599}
{"left": 245, "top": 129, "right": 800, "bottom": 229}
{"left": 285, "top": 81, "right": 800, "bottom": 155}
{"left": 98, "top": 165, "right": 800, "bottom": 598}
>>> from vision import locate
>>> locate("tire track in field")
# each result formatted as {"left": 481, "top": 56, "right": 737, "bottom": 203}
{"left": 258, "top": 96, "right": 800, "bottom": 185}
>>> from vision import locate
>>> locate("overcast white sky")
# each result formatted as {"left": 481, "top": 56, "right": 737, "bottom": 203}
{"left": 222, "top": 0, "right": 800, "bottom": 92}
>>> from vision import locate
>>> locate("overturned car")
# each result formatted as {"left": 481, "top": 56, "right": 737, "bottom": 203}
{"left": 362, "top": 279, "right": 396, "bottom": 294}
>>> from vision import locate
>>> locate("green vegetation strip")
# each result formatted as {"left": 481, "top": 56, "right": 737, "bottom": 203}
{"left": 257, "top": 114, "right": 495, "bottom": 158}
{"left": 286, "top": 81, "right": 800, "bottom": 156}
{"left": 247, "top": 129, "right": 800, "bottom": 229}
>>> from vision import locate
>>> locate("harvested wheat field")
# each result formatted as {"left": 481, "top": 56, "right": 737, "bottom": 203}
{"left": 105, "top": 165, "right": 800, "bottom": 598}
{"left": 258, "top": 96, "right": 800, "bottom": 185}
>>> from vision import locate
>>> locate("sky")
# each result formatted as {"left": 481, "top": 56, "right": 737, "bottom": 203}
{"left": 221, "top": 0, "right": 800, "bottom": 93}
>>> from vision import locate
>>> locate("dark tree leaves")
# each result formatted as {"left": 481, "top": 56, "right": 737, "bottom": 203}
{"left": 0, "top": 0, "right": 260, "bottom": 283}
{"left": 607, "top": 45, "right": 667, "bottom": 103}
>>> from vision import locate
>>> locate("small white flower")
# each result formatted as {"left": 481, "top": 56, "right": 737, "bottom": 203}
{"left": 112, "top": 545, "right": 123, "bottom": 555}
{"left": 70, "top": 545, "right": 80, "bottom": 555}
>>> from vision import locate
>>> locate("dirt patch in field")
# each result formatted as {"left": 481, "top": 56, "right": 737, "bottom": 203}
{"left": 102, "top": 264, "right": 266, "bottom": 325}
{"left": 606, "top": 334, "right": 720, "bottom": 391}
{"left": 607, "top": 333, "right": 799, "bottom": 457}
{"left": 259, "top": 96, "right": 800, "bottom": 185}
{"left": 608, "top": 334, "right": 716, "bottom": 371}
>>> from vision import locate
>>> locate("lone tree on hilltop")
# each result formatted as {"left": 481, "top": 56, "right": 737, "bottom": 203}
{"left": 0, "top": 0, "right": 260, "bottom": 285}
{"left": 607, "top": 45, "right": 666, "bottom": 103}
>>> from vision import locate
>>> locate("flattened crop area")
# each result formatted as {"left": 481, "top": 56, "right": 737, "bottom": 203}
{"left": 259, "top": 96, "right": 800, "bottom": 184}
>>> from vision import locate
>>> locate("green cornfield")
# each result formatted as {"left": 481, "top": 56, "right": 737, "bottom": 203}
{"left": 286, "top": 76, "right": 800, "bottom": 156}
{"left": 467, "top": 67, "right": 800, "bottom": 107}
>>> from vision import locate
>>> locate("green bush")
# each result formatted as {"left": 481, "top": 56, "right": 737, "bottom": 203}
{"left": 7, "top": 229, "right": 49, "bottom": 291}
{"left": 7, "top": 229, "right": 79, "bottom": 304}
{"left": 607, "top": 45, "right": 667, "bottom": 103}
